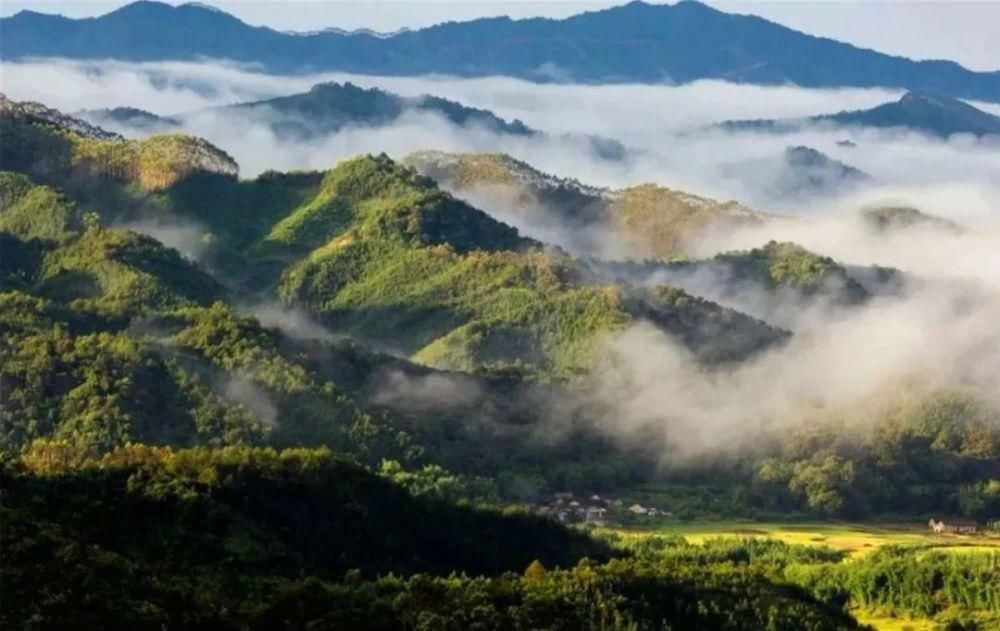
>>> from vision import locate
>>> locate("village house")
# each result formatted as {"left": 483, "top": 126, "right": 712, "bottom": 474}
{"left": 538, "top": 493, "right": 615, "bottom": 525}
{"left": 584, "top": 506, "right": 607, "bottom": 524}
{"left": 539, "top": 493, "right": 666, "bottom": 525}
{"left": 928, "top": 518, "right": 978, "bottom": 534}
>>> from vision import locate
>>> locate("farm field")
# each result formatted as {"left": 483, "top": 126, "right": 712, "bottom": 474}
{"left": 616, "top": 520, "right": 1000, "bottom": 556}
{"left": 607, "top": 521, "right": 1000, "bottom": 631}
{"left": 852, "top": 611, "right": 940, "bottom": 631}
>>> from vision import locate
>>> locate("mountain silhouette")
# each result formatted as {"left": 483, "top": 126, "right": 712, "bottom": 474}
{"left": 2, "top": 1, "right": 998, "bottom": 101}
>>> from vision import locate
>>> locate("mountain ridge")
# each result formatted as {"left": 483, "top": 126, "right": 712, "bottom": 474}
{"left": 3, "top": 0, "right": 999, "bottom": 101}
{"left": 717, "top": 91, "right": 1000, "bottom": 138}
{"left": 405, "top": 150, "right": 769, "bottom": 258}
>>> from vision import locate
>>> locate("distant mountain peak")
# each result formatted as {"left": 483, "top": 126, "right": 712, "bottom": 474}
{"left": 180, "top": 1, "right": 226, "bottom": 13}
{"left": 106, "top": 0, "right": 173, "bottom": 16}
{"left": 897, "top": 91, "right": 958, "bottom": 109}
{"left": 896, "top": 90, "right": 986, "bottom": 115}
{"left": 674, "top": 1, "right": 717, "bottom": 12}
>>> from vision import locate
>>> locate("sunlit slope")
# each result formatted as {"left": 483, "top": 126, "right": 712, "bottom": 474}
{"left": 405, "top": 150, "right": 767, "bottom": 258}
{"left": 1, "top": 102, "right": 788, "bottom": 377}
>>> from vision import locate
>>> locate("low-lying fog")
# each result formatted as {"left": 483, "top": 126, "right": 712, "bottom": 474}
{"left": 4, "top": 58, "right": 998, "bottom": 218}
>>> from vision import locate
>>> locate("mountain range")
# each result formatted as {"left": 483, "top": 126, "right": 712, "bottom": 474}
{"left": 77, "top": 82, "right": 532, "bottom": 138}
{"left": 0, "top": 95, "right": 786, "bottom": 380}
{"left": 718, "top": 91, "right": 1000, "bottom": 138}
{"left": 75, "top": 82, "right": 627, "bottom": 158}
{"left": 2, "top": 0, "right": 999, "bottom": 101}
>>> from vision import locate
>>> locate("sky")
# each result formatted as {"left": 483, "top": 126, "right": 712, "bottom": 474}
{"left": 2, "top": 1, "right": 998, "bottom": 72}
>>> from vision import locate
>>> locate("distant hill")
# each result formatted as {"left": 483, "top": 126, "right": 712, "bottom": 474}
{"left": 75, "top": 83, "right": 532, "bottom": 139}
{"left": 718, "top": 92, "right": 1000, "bottom": 138}
{"left": 584, "top": 240, "right": 903, "bottom": 328}
{"left": 2, "top": 1, "right": 998, "bottom": 101}
{"left": 861, "top": 205, "right": 964, "bottom": 234}
{"left": 405, "top": 150, "right": 768, "bottom": 258}
{"left": 720, "top": 145, "right": 871, "bottom": 200}
{"left": 224, "top": 81, "right": 534, "bottom": 140}
{"left": 76, "top": 106, "right": 181, "bottom": 133}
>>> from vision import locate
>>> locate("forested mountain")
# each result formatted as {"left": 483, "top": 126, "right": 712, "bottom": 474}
{"left": 3, "top": 0, "right": 999, "bottom": 101}
{"left": 0, "top": 95, "right": 781, "bottom": 493}
{"left": 1, "top": 97, "right": 781, "bottom": 377}
{"left": 719, "top": 91, "right": 1000, "bottom": 138}
{"left": 405, "top": 150, "right": 768, "bottom": 258}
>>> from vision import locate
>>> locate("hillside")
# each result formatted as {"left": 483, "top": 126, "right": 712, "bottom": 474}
{"left": 1, "top": 444, "right": 613, "bottom": 627}
{"left": 260, "top": 154, "right": 783, "bottom": 372}
{"left": 0, "top": 171, "right": 668, "bottom": 494}
{"left": 1, "top": 94, "right": 122, "bottom": 140}
{"left": 405, "top": 150, "right": 767, "bottom": 258}
{"left": 2, "top": 1, "right": 999, "bottom": 101}
{"left": 1, "top": 94, "right": 238, "bottom": 193}
{"left": 4, "top": 94, "right": 1000, "bottom": 631}
{"left": 719, "top": 91, "right": 1000, "bottom": 138}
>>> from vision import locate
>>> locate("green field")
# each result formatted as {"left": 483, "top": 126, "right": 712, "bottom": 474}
{"left": 613, "top": 520, "right": 1000, "bottom": 557}
{"left": 607, "top": 521, "right": 1000, "bottom": 631}
{"left": 852, "top": 611, "right": 939, "bottom": 631}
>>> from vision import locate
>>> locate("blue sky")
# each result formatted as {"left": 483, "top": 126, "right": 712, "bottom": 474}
{"left": 3, "top": 1, "right": 997, "bottom": 71}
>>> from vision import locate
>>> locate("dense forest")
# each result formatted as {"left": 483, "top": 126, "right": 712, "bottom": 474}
{"left": 2, "top": 95, "right": 998, "bottom": 629}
